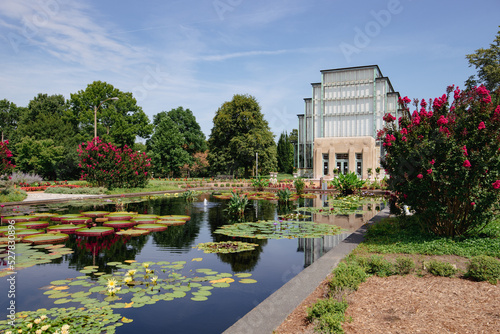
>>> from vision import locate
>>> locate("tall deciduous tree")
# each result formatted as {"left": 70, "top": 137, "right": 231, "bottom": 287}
{"left": 208, "top": 94, "right": 277, "bottom": 177}
{"left": 15, "top": 137, "right": 65, "bottom": 179}
{"left": 14, "top": 93, "right": 81, "bottom": 179}
{"left": 148, "top": 107, "right": 206, "bottom": 177}
{"left": 147, "top": 115, "right": 191, "bottom": 177}
{"left": 166, "top": 107, "right": 207, "bottom": 155}
{"left": 277, "top": 132, "right": 294, "bottom": 174}
{"left": 0, "top": 99, "right": 20, "bottom": 142}
{"left": 466, "top": 26, "right": 500, "bottom": 91}
{"left": 69, "top": 81, "right": 153, "bottom": 147}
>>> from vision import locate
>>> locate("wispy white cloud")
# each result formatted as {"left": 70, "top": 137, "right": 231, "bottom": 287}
{"left": 0, "top": 0, "right": 150, "bottom": 71}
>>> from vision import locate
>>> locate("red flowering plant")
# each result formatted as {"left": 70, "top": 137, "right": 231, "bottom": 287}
{"left": 0, "top": 140, "right": 16, "bottom": 188}
{"left": 78, "top": 138, "right": 152, "bottom": 189}
{"left": 382, "top": 85, "right": 500, "bottom": 237}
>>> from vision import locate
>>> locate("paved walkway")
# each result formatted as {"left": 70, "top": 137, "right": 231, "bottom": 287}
{"left": 23, "top": 192, "right": 99, "bottom": 202}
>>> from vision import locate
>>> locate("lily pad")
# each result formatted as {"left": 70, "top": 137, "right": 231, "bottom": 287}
{"left": 81, "top": 211, "right": 110, "bottom": 218}
{"left": 22, "top": 233, "right": 69, "bottom": 245}
{"left": 75, "top": 226, "right": 115, "bottom": 237}
{"left": 15, "top": 221, "right": 49, "bottom": 229}
{"left": 157, "top": 215, "right": 191, "bottom": 221}
{"left": 103, "top": 221, "right": 137, "bottom": 229}
{"left": 115, "top": 229, "right": 149, "bottom": 236}
{"left": 60, "top": 217, "right": 92, "bottom": 224}
{"left": 47, "top": 224, "right": 86, "bottom": 233}
{"left": 134, "top": 223, "right": 168, "bottom": 232}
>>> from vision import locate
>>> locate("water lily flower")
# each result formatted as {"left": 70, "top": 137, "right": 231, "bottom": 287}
{"left": 41, "top": 325, "right": 50, "bottom": 331}
{"left": 151, "top": 275, "right": 158, "bottom": 284}
{"left": 143, "top": 263, "right": 150, "bottom": 269}
{"left": 34, "top": 318, "right": 41, "bottom": 324}
{"left": 107, "top": 278, "right": 117, "bottom": 288}
{"left": 124, "top": 276, "right": 133, "bottom": 284}
{"left": 126, "top": 269, "right": 137, "bottom": 276}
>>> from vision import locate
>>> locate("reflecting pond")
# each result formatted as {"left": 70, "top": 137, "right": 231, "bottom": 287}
{"left": 0, "top": 193, "right": 384, "bottom": 333}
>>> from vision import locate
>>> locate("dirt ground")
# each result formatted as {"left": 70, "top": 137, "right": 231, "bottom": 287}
{"left": 274, "top": 256, "right": 500, "bottom": 334}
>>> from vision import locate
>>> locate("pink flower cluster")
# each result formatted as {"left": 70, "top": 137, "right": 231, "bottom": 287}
{"left": 0, "top": 140, "right": 15, "bottom": 171}
{"left": 78, "top": 137, "right": 152, "bottom": 188}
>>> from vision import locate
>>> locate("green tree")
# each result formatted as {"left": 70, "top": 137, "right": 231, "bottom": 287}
{"left": 147, "top": 115, "right": 191, "bottom": 177}
{"left": 69, "top": 81, "right": 153, "bottom": 147}
{"left": 277, "top": 131, "right": 294, "bottom": 174}
{"left": 0, "top": 99, "right": 20, "bottom": 142}
{"left": 166, "top": 107, "right": 207, "bottom": 155}
{"left": 208, "top": 94, "right": 277, "bottom": 177}
{"left": 466, "top": 26, "right": 500, "bottom": 91}
{"left": 15, "top": 137, "right": 65, "bottom": 179}
{"left": 14, "top": 93, "right": 81, "bottom": 179}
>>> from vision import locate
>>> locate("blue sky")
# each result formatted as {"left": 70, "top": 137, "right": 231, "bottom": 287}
{"left": 0, "top": 0, "right": 499, "bottom": 139}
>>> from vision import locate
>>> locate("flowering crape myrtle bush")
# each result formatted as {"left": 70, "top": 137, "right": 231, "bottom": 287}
{"left": 78, "top": 138, "right": 152, "bottom": 189}
{"left": 381, "top": 85, "right": 500, "bottom": 237}
{"left": 0, "top": 140, "right": 16, "bottom": 187}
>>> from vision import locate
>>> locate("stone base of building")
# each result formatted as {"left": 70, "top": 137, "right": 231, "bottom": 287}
{"left": 313, "top": 136, "right": 381, "bottom": 180}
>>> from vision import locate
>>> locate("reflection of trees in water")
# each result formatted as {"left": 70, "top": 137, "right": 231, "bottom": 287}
{"left": 151, "top": 215, "right": 202, "bottom": 250}
{"left": 65, "top": 233, "right": 148, "bottom": 272}
{"left": 208, "top": 197, "right": 281, "bottom": 272}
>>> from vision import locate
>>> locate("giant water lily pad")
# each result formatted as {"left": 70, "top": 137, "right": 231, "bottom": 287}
{"left": 195, "top": 241, "right": 259, "bottom": 254}
{"left": 134, "top": 223, "right": 168, "bottom": 232}
{"left": 103, "top": 221, "right": 137, "bottom": 229}
{"left": 51, "top": 214, "right": 84, "bottom": 221}
{"left": 131, "top": 218, "right": 157, "bottom": 224}
{"left": 157, "top": 220, "right": 186, "bottom": 226}
{"left": 158, "top": 215, "right": 191, "bottom": 221}
{"left": 47, "top": 224, "right": 86, "bottom": 233}
{"left": 1, "top": 215, "right": 40, "bottom": 223}
{"left": 15, "top": 221, "right": 49, "bottom": 229}
{"left": 115, "top": 229, "right": 149, "bottom": 236}
{"left": 60, "top": 217, "right": 92, "bottom": 224}
{"left": 22, "top": 233, "right": 69, "bottom": 245}
{"left": 104, "top": 214, "right": 134, "bottom": 221}
{"left": 75, "top": 226, "right": 115, "bottom": 237}
{"left": 214, "top": 220, "right": 343, "bottom": 239}
{"left": 81, "top": 211, "right": 110, "bottom": 218}
{"left": 15, "top": 229, "right": 45, "bottom": 238}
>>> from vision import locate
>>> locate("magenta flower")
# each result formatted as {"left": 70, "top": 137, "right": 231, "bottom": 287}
{"left": 430, "top": 159, "right": 435, "bottom": 165}
{"left": 437, "top": 115, "right": 449, "bottom": 126}
{"left": 463, "top": 160, "right": 471, "bottom": 168}
{"left": 492, "top": 180, "right": 500, "bottom": 189}
{"left": 417, "top": 174, "right": 423, "bottom": 179}
{"left": 402, "top": 136, "right": 407, "bottom": 142}
{"left": 427, "top": 169, "right": 432, "bottom": 174}
{"left": 478, "top": 121, "right": 485, "bottom": 130}
{"left": 462, "top": 145, "right": 468, "bottom": 156}
{"left": 400, "top": 128, "right": 408, "bottom": 135}
{"left": 471, "top": 202, "right": 475, "bottom": 206}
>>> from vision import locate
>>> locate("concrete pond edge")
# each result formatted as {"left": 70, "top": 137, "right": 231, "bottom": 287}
{"left": 222, "top": 207, "right": 391, "bottom": 334}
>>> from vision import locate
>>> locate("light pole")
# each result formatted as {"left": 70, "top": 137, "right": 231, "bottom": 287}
{"left": 94, "top": 97, "right": 119, "bottom": 144}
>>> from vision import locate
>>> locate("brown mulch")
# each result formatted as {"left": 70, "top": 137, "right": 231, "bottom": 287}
{"left": 275, "top": 265, "right": 500, "bottom": 334}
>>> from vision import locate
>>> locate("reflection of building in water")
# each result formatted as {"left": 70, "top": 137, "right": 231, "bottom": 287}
{"left": 297, "top": 199, "right": 386, "bottom": 267}
{"left": 298, "top": 233, "right": 351, "bottom": 267}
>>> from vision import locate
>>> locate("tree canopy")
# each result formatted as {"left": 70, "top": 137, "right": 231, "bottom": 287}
{"left": 69, "top": 81, "right": 153, "bottom": 147}
{"left": 148, "top": 107, "right": 206, "bottom": 177}
{"left": 0, "top": 99, "right": 20, "bottom": 142}
{"left": 208, "top": 94, "right": 277, "bottom": 177}
{"left": 147, "top": 114, "right": 191, "bottom": 177}
{"left": 466, "top": 26, "right": 500, "bottom": 91}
